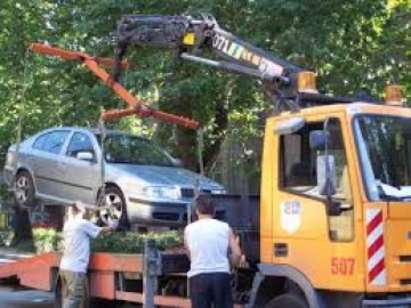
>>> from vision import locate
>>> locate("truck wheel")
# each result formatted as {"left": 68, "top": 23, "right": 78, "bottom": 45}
{"left": 100, "top": 186, "right": 130, "bottom": 230}
{"left": 265, "top": 293, "right": 308, "bottom": 308}
{"left": 14, "top": 171, "right": 36, "bottom": 208}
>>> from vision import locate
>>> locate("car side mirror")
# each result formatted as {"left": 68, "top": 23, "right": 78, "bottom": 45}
{"left": 76, "top": 151, "right": 95, "bottom": 162}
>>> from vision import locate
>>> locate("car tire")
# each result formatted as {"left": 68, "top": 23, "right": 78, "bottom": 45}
{"left": 14, "top": 170, "right": 36, "bottom": 208}
{"left": 99, "top": 186, "right": 130, "bottom": 230}
{"left": 265, "top": 292, "right": 308, "bottom": 308}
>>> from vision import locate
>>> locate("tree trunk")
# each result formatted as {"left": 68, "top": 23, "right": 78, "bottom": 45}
{"left": 12, "top": 205, "right": 32, "bottom": 240}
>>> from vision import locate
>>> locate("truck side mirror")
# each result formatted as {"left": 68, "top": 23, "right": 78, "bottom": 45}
{"left": 312, "top": 120, "right": 342, "bottom": 216}
{"left": 309, "top": 130, "right": 328, "bottom": 150}
{"left": 317, "top": 155, "right": 337, "bottom": 196}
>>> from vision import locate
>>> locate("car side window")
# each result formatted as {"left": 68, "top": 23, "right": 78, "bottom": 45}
{"left": 33, "top": 131, "right": 70, "bottom": 154}
{"left": 66, "top": 132, "right": 95, "bottom": 158}
{"left": 32, "top": 134, "right": 49, "bottom": 151}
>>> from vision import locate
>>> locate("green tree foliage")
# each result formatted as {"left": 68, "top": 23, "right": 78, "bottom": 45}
{"left": 0, "top": 0, "right": 409, "bottom": 172}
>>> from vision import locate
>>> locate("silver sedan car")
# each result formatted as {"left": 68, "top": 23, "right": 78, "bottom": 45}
{"left": 3, "top": 127, "right": 226, "bottom": 227}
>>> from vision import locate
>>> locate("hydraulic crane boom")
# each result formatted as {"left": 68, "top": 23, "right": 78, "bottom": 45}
{"left": 114, "top": 14, "right": 319, "bottom": 110}
{"left": 29, "top": 43, "right": 199, "bottom": 129}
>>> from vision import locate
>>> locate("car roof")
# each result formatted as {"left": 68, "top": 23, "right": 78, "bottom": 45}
{"left": 37, "top": 126, "right": 149, "bottom": 140}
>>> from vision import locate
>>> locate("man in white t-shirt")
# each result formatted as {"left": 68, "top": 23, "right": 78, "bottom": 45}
{"left": 59, "top": 201, "right": 116, "bottom": 308}
{"left": 184, "top": 195, "right": 242, "bottom": 308}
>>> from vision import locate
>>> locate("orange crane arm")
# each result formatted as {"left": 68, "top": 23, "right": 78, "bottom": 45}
{"left": 29, "top": 43, "right": 199, "bottom": 130}
{"left": 30, "top": 43, "right": 129, "bottom": 69}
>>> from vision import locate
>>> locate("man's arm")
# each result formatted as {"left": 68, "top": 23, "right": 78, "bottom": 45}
{"left": 228, "top": 228, "right": 242, "bottom": 266}
{"left": 83, "top": 220, "right": 116, "bottom": 238}
{"left": 100, "top": 219, "right": 118, "bottom": 234}
{"left": 100, "top": 226, "right": 114, "bottom": 234}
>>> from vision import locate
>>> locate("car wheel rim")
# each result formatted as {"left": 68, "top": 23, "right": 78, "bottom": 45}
{"left": 15, "top": 176, "right": 29, "bottom": 204}
{"left": 99, "top": 192, "right": 123, "bottom": 225}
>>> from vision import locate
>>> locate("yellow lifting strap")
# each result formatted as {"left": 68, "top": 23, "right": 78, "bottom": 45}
{"left": 183, "top": 32, "right": 196, "bottom": 46}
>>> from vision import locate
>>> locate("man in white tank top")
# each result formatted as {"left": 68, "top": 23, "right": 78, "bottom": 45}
{"left": 184, "top": 195, "right": 242, "bottom": 308}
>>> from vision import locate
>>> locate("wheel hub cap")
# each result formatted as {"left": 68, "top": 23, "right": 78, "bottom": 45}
{"left": 99, "top": 192, "right": 123, "bottom": 225}
{"left": 15, "top": 176, "right": 29, "bottom": 204}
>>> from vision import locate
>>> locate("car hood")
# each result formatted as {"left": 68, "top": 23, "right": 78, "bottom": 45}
{"left": 107, "top": 164, "right": 224, "bottom": 189}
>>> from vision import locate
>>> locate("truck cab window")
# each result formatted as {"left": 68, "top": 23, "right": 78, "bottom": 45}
{"left": 280, "top": 119, "right": 354, "bottom": 242}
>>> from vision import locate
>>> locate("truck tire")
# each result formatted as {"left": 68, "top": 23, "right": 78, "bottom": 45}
{"left": 14, "top": 170, "right": 36, "bottom": 208}
{"left": 265, "top": 292, "right": 308, "bottom": 308}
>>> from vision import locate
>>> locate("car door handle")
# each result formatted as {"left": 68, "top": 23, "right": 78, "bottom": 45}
{"left": 58, "top": 162, "right": 68, "bottom": 169}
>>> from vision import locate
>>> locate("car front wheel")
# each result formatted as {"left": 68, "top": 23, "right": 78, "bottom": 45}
{"left": 98, "top": 186, "right": 129, "bottom": 230}
{"left": 14, "top": 171, "right": 36, "bottom": 208}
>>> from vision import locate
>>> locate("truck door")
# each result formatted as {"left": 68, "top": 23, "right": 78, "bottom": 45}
{"left": 272, "top": 116, "right": 363, "bottom": 291}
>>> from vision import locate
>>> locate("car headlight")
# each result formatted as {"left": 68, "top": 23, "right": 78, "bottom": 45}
{"left": 142, "top": 186, "right": 181, "bottom": 200}
{"left": 211, "top": 189, "right": 226, "bottom": 195}
{"left": 6, "top": 152, "right": 14, "bottom": 166}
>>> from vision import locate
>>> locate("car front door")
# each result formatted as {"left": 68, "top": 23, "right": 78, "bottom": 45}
{"left": 31, "top": 130, "right": 71, "bottom": 201}
{"left": 58, "top": 131, "right": 101, "bottom": 205}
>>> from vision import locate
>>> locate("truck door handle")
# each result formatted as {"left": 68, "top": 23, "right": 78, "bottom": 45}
{"left": 274, "top": 243, "right": 288, "bottom": 257}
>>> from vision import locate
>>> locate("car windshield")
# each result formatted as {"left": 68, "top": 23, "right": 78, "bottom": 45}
{"left": 354, "top": 115, "right": 411, "bottom": 201}
{"left": 100, "top": 134, "right": 174, "bottom": 166}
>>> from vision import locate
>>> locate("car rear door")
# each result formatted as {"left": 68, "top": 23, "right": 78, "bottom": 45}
{"left": 30, "top": 130, "right": 71, "bottom": 200}
{"left": 58, "top": 131, "right": 101, "bottom": 205}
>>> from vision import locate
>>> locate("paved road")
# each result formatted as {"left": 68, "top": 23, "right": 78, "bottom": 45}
{"left": 0, "top": 285, "right": 54, "bottom": 308}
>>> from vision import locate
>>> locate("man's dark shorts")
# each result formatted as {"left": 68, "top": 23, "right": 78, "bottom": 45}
{"left": 190, "top": 272, "right": 233, "bottom": 308}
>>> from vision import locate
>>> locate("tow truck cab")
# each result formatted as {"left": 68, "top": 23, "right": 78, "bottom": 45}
{"left": 253, "top": 101, "right": 411, "bottom": 307}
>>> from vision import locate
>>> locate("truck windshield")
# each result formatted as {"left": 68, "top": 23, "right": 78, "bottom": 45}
{"left": 354, "top": 115, "right": 411, "bottom": 201}
{"left": 102, "top": 134, "right": 174, "bottom": 166}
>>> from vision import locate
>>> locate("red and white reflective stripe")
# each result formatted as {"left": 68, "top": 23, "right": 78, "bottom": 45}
{"left": 366, "top": 208, "right": 386, "bottom": 285}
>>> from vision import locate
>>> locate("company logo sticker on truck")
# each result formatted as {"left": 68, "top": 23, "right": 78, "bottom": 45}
{"left": 280, "top": 200, "right": 301, "bottom": 234}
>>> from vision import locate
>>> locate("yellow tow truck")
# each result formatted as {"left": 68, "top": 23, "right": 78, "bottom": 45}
{"left": 113, "top": 14, "right": 410, "bottom": 308}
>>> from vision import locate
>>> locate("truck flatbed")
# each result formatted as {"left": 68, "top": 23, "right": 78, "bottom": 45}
{"left": 0, "top": 249, "right": 193, "bottom": 307}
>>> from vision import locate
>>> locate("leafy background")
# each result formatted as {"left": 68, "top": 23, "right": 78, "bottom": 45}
{"left": 0, "top": 0, "right": 409, "bottom": 192}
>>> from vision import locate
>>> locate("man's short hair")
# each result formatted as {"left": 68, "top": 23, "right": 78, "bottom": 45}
{"left": 66, "top": 201, "right": 86, "bottom": 220}
{"left": 73, "top": 201, "right": 87, "bottom": 213}
{"left": 195, "top": 194, "right": 215, "bottom": 216}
